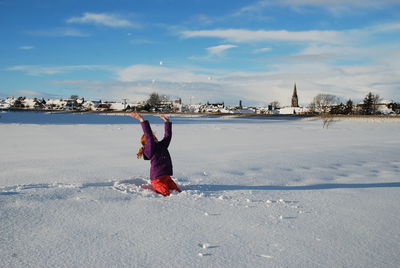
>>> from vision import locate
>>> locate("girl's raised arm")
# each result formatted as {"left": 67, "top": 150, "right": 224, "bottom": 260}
{"left": 130, "top": 112, "right": 144, "bottom": 122}
{"left": 160, "top": 114, "right": 169, "bottom": 122}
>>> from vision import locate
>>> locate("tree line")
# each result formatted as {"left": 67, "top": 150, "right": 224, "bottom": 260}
{"left": 309, "top": 92, "right": 399, "bottom": 115}
{"left": 3, "top": 91, "right": 399, "bottom": 115}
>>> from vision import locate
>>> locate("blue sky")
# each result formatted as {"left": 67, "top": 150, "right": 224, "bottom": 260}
{"left": 1, "top": 0, "right": 400, "bottom": 106}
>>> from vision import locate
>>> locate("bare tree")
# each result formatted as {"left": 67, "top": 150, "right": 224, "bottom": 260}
{"left": 320, "top": 113, "right": 335, "bottom": 128}
{"left": 309, "top": 93, "right": 340, "bottom": 114}
{"left": 270, "top": 100, "right": 280, "bottom": 110}
{"left": 309, "top": 93, "right": 341, "bottom": 128}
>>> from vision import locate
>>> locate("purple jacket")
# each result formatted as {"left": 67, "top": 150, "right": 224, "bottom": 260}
{"left": 141, "top": 120, "right": 173, "bottom": 180}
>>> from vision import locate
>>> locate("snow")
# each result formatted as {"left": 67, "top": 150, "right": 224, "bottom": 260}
{"left": 278, "top": 106, "right": 309, "bottom": 114}
{"left": 109, "top": 102, "right": 126, "bottom": 111}
{"left": 0, "top": 99, "right": 11, "bottom": 109}
{"left": 16, "top": 98, "right": 36, "bottom": 109}
{"left": 1, "top": 112, "right": 400, "bottom": 267}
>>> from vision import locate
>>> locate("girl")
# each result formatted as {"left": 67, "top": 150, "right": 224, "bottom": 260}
{"left": 130, "top": 112, "right": 181, "bottom": 196}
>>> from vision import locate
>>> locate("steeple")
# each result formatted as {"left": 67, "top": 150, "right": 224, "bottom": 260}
{"left": 291, "top": 83, "right": 299, "bottom": 107}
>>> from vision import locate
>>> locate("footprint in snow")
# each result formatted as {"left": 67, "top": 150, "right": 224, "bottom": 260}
{"left": 199, "top": 243, "right": 211, "bottom": 249}
{"left": 198, "top": 243, "right": 219, "bottom": 249}
{"left": 258, "top": 254, "right": 273, "bottom": 259}
{"left": 198, "top": 243, "right": 219, "bottom": 256}
{"left": 198, "top": 253, "right": 212, "bottom": 257}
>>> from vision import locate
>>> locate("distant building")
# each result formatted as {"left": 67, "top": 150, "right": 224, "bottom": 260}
{"left": 156, "top": 98, "right": 183, "bottom": 112}
{"left": 0, "top": 99, "right": 11, "bottom": 109}
{"left": 96, "top": 103, "right": 111, "bottom": 111}
{"left": 291, "top": 83, "right": 299, "bottom": 107}
{"left": 278, "top": 106, "right": 309, "bottom": 115}
{"left": 109, "top": 102, "right": 127, "bottom": 111}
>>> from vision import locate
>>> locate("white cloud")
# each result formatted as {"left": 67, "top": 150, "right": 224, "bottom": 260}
{"left": 14, "top": 90, "right": 59, "bottom": 99}
{"left": 211, "top": 63, "right": 399, "bottom": 105}
{"left": 280, "top": 53, "right": 336, "bottom": 62}
{"left": 276, "top": 0, "right": 399, "bottom": 9}
{"left": 13, "top": 20, "right": 400, "bottom": 105}
{"left": 233, "top": 1, "right": 270, "bottom": 17}
{"left": 64, "top": 56, "right": 399, "bottom": 105}
{"left": 19, "top": 46, "right": 34, "bottom": 50}
{"left": 235, "top": 0, "right": 400, "bottom": 16}
{"left": 48, "top": 80, "right": 104, "bottom": 86}
{"left": 46, "top": 78, "right": 226, "bottom": 103}
{"left": 117, "top": 65, "right": 211, "bottom": 83}
{"left": 25, "top": 59, "right": 399, "bottom": 106}
{"left": 367, "top": 22, "right": 400, "bottom": 33}
{"left": 253, "top": 47, "right": 272, "bottom": 53}
{"left": 206, "top": 44, "right": 237, "bottom": 55}
{"left": 181, "top": 21, "right": 400, "bottom": 48}
{"left": 7, "top": 65, "right": 116, "bottom": 76}
{"left": 181, "top": 29, "right": 347, "bottom": 44}
{"left": 66, "top": 12, "right": 138, "bottom": 28}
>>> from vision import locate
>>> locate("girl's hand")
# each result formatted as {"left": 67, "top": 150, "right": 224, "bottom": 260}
{"left": 130, "top": 112, "right": 144, "bottom": 122}
{"left": 160, "top": 114, "right": 169, "bottom": 122}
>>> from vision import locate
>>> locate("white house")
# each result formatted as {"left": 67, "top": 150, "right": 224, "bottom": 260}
{"left": 172, "top": 99, "right": 183, "bottom": 112}
{"left": 0, "top": 99, "right": 11, "bottom": 109}
{"left": 109, "top": 102, "right": 126, "bottom": 111}
{"left": 278, "top": 107, "right": 310, "bottom": 115}
{"left": 376, "top": 100, "right": 395, "bottom": 115}
{"left": 46, "top": 99, "right": 68, "bottom": 110}
{"left": 82, "top": 100, "right": 101, "bottom": 111}
{"left": 23, "top": 98, "right": 38, "bottom": 109}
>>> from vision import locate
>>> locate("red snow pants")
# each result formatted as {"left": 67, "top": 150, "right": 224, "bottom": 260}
{"left": 151, "top": 176, "right": 182, "bottom": 196}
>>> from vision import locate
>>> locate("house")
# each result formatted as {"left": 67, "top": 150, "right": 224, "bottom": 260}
{"left": 123, "top": 101, "right": 146, "bottom": 112}
{"left": 12, "top": 97, "right": 26, "bottom": 109}
{"left": 96, "top": 103, "right": 111, "bottom": 111}
{"left": 352, "top": 100, "right": 396, "bottom": 115}
{"left": 257, "top": 107, "right": 271, "bottom": 114}
{"left": 33, "top": 98, "right": 46, "bottom": 110}
{"left": 46, "top": 99, "right": 68, "bottom": 110}
{"left": 109, "top": 102, "right": 127, "bottom": 111}
{"left": 149, "top": 98, "right": 183, "bottom": 112}
{"left": 172, "top": 98, "right": 183, "bottom": 112}
{"left": 0, "top": 99, "right": 11, "bottom": 109}
{"left": 184, "top": 104, "right": 203, "bottom": 113}
{"left": 82, "top": 100, "right": 101, "bottom": 111}
{"left": 230, "top": 107, "right": 257, "bottom": 114}
{"left": 375, "top": 100, "right": 396, "bottom": 115}
{"left": 278, "top": 107, "right": 309, "bottom": 115}
{"left": 201, "top": 102, "right": 231, "bottom": 113}
{"left": 17, "top": 98, "right": 46, "bottom": 110}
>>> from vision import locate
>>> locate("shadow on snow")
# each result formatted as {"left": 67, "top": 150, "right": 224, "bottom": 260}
{"left": 2, "top": 181, "right": 399, "bottom": 196}
{"left": 185, "top": 182, "right": 400, "bottom": 192}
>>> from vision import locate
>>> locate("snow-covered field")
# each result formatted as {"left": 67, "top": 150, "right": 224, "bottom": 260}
{"left": 1, "top": 112, "right": 400, "bottom": 267}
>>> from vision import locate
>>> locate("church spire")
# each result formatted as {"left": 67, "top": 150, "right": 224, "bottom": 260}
{"left": 291, "top": 83, "right": 299, "bottom": 107}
